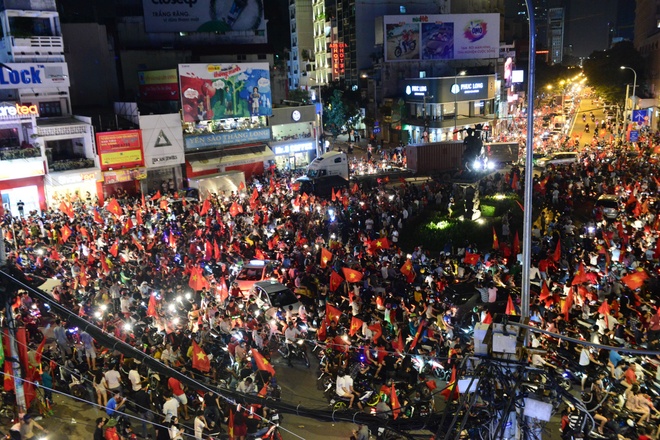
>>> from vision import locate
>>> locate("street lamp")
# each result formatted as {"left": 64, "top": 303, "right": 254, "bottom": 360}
{"left": 620, "top": 65, "right": 637, "bottom": 121}
{"left": 309, "top": 77, "right": 324, "bottom": 155}
{"left": 452, "top": 70, "right": 466, "bottom": 137}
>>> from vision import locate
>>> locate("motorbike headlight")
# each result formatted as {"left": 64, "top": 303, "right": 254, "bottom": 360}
{"left": 254, "top": 310, "right": 260, "bottom": 317}
{"left": 100, "top": 304, "right": 107, "bottom": 312}
{"left": 173, "top": 317, "right": 180, "bottom": 325}
{"left": 297, "top": 339, "right": 304, "bottom": 345}
{"left": 168, "top": 304, "right": 176, "bottom": 312}
{"left": 124, "top": 323, "right": 132, "bottom": 331}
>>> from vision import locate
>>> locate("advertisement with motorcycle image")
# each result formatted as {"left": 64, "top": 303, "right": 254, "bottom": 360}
{"left": 383, "top": 13, "right": 500, "bottom": 62}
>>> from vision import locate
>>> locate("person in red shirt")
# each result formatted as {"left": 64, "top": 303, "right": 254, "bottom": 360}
{"left": 168, "top": 376, "right": 189, "bottom": 420}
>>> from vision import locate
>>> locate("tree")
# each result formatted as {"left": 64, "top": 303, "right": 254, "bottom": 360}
{"left": 324, "top": 89, "right": 347, "bottom": 138}
{"left": 583, "top": 41, "right": 645, "bottom": 107}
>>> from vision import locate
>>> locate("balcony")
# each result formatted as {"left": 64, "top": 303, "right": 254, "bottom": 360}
{"left": 2, "top": 35, "right": 64, "bottom": 60}
{"left": 48, "top": 158, "right": 95, "bottom": 172}
{"left": 0, "top": 145, "right": 41, "bottom": 161}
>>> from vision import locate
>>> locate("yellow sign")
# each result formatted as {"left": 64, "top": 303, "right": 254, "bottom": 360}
{"left": 100, "top": 150, "right": 143, "bottom": 167}
{"left": 103, "top": 168, "right": 147, "bottom": 184}
{"left": 139, "top": 69, "right": 178, "bottom": 85}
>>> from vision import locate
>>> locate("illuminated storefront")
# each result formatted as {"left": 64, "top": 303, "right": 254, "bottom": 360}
{"left": 97, "top": 130, "right": 146, "bottom": 198}
{"left": 268, "top": 106, "right": 317, "bottom": 170}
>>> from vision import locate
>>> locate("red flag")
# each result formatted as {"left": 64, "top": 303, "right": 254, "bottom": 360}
{"left": 93, "top": 208, "right": 103, "bottom": 224}
{"left": 34, "top": 337, "right": 46, "bottom": 367}
{"left": 513, "top": 231, "right": 521, "bottom": 256}
{"left": 192, "top": 341, "right": 211, "bottom": 372}
{"left": 492, "top": 226, "right": 499, "bottom": 250}
{"left": 392, "top": 332, "right": 404, "bottom": 354}
{"left": 213, "top": 241, "right": 221, "bottom": 260}
{"left": 79, "top": 265, "right": 88, "bottom": 287}
{"left": 200, "top": 198, "right": 211, "bottom": 216}
{"left": 563, "top": 288, "right": 574, "bottom": 320}
{"left": 252, "top": 349, "right": 276, "bottom": 376}
{"left": 371, "top": 237, "right": 390, "bottom": 251}
{"left": 516, "top": 200, "right": 525, "bottom": 212}
{"left": 60, "top": 224, "right": 72, "bottom": 243}
{"left": 329, "top": 271, "right": 344, "bottom": 292}
{"left": 597, "top": 301, "right": 610, "bottom": 317}
{"left": 121, "top": 217, "right": 134, "bottom": 235}
{"left": 400, "top": 259, "right": 413, "bottom": 276}
{"left": 539, "top": 281, "right": 551, "bottom": 302}
{"left": 342, "top": 267, "right": 363, "bottom": 283}
{"left": 188, "top": 267, "right": 204, "bottom": 291}
{"left": 439, "top": 366, "right": 459, "bottom": 400}
{"left": 59, "top": 201, "right": 74, "bottom": 219}
{"left": 3, "top": 361, "right": 13, "bottom": 391}
{"left": 552, "top": 241, "right": 561, "bottom": 262}
{"left": 204, "top": 240, "right": 213, "bottom": 261}
{"left": 141, "top": 192, "right": 146, "bottom": 208}
{"left": 229, "top": 202, "right": 241, "bottom": 217}
{"left": 217, "top": 277, "right": 229, "bottom": 303}
{"left": 621, "top": 269, "right": 649, "bottom": 290}
{"left": 391, "top": 384, "right": 401, "bottom": 420}
{"left": 100, "top": 253, "right": 110, "bottom": 275}
{"left": 132, "top": 235, "right": 144, "bottom": 252}
{"left": 250, "top": 188, "right": 259, "bottom": 203}
{"left": 331, "top": 188, "right": 336, "bottom": 202}
{"left": 106, "top": 198, "right": 123, "bottom": 216}
{"left": 24, "top": 379, "right": 36, "bottom": 409}
{"left": 228, "top": 410, "right": 235, "bottom": 440}
{"left": 255, "top": 248, "right": 266, "bottom": 260}
{"left": 326, "top": 304, "right": 342, "bottom": 323}
{"left": 409, "top": 319, "right": 426, "bottom": 351}
{"left": 169, "top": 231, "right": 177, "bottom": 249}
{"left": 351, "top": 183, "right": 359, "bottom": 194}
{"left": 511, "top": 172, "right": 519, "bottom": 191}
{"left": 463, "top": 252, "right": 480, "bottom": 265}
{"left": 571, "top": 262, "right": 589, "bottom": 286}
{"left": 349, "top": 316, "right": 364, "bottom": 337}
{"left": 150, "top": 190, "right": 161, "bottom": 201}
{"left": 368, "top": 322, "right": 383, "bottom": 342}
{"left": 482, "top": 312, "right": 493, "bottom": 324}
{"left": 505, "top": 295, "right": 516, "bottom": 315}
{"left": 321, "top": 248, "right": 333, "bottom": 268}
{"left": 147, "top": 294, "right": 158, "bottom": 318}
{"left": 159, "top": 198, "right": 169, "bottom": 210}
{"left": 317, "top": 318, "right": 327, "bottom": 341}
{"left": 136, "top": 209, "right": 143, "bottom": 226}
{"left": 238, "top": 181, "right": 246, "bottom": 192}
{"left": 16, "top": 328, "right": 28, "bottom": 379}
{"left": 258, "top": 383, "right": 268, "bottom": 398}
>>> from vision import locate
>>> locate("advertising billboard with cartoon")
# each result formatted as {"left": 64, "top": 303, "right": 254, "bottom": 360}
{"left": 178, "top": 63, "right": 272, "bottom": 123}
{"left": 384, "top": 14, "right": 500, "bottom": 62}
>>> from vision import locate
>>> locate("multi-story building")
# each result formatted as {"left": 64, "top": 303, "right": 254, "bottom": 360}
{"left": 288, "top": 0, "right": 314, "bottom": 90}
{"left": 547, "top": 7, "right": 565, "bottom": 65}
{"left": 635, "top": 0, "right": 660, "bottom": 98}
{"left": 0, "top": 0, "right": 96, "bottom": 216}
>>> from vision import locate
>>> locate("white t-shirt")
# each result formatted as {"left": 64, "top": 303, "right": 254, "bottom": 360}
{"left": 336, "top": 375, "right": 353, "bottom": 397}
{"left": 105, "top": 370, "right": 122, "bottom": 389}
{"left": 129, "top": 369, "right": 142, "bottom": 391}
{"left": 163, "top": 398, "right": 179, "bottom": 421}
{"left": 194, "top": 417, "right": 206, "bottom": 439}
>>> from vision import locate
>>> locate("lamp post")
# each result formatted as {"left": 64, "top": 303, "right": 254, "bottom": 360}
{"left": 452, "top": 70, "right": 466, "bottom": 137}
{"left": 620, "top": 66, "right": 637, "bottom": 121}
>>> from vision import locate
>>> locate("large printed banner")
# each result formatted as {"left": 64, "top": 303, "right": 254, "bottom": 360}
{"left": 142, "top": 0, "right": 266, "bottom": 38}
{"left": 96, "top": 130, "right": 144, "bottom": 171}
{"left": 138, "top": 69, "right": 179, "bottom": 101}
{"left": 384, "top": 13, "right": 499, "bottom": 62}
{"left": 179, "top": 63, "right": 272, "bottom": 122}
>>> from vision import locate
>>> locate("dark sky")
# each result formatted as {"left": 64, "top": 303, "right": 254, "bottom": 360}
{"left": 565, "top": 0, "right": 633, "bottom": 58}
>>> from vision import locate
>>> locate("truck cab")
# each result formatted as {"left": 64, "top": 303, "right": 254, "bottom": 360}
{"left": 306, "top": 151, "right": 349, "bottom": 180}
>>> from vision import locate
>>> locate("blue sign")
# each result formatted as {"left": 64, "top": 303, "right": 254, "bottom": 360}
{"left": 184, "top": 128, "right": 271, "bottom": 150}
{"left": 632, "top": 110, "right": 648, "bottom": 125}
{"left": 629, "top": 130, "right": 639, "bottom": 142}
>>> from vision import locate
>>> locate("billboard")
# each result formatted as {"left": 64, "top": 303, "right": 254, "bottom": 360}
{"left": 384, "top": 14, "right": 500, "bottom": 62}
{"left": 0, "top": 63, "right": 70, "bottom": 89}
{"left": 140, "top": 114, "right": 185, "bottom": 168}
{"left": 142, "top": 0, "right": 266, "bottom": 36}
{"left": 96, "top": 130, "right": 144, "bottom": 171}
{"left": 138, "top": 69, "right": 179, "bottom": 101}
{"left": 178, "top": 63, "right": 272, "bottom": 122}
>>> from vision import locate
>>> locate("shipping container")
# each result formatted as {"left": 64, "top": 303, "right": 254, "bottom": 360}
{"left": 405, "top": 141, "right": 465, "bottom": 174}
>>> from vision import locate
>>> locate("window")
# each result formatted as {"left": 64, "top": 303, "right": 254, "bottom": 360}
{"left": 419, "top": 71, "right": 426, "bottom": 78}
{"left": 237, "top": 54, "right": 247, "bottom": 61}
{"left": 400, "top": 6, "right": 407, "bottom": 14}
{"left": 39, "top": 101, "right": 62, "bottom": 117}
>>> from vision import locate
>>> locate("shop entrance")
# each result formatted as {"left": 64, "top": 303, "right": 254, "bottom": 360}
{"left": 2, "top": 185, "right": 40, "bottom": 217}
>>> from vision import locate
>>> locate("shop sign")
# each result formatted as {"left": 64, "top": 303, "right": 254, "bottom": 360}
{"left": 184, "top": 127, "right": 271, "bottom": 150}
{"left": 0, "top": 63, "right": 70, "bottom": 89}
{"left": 96, "top": 130, "right": 144, "bottom": 170}
{"left": 138, "top": 69, "right": 179, "bottom": 101}
{"left": 103, "top": 168, "right": 147, "bottom": 184}
{"left": 329, "top": 42, "right": 346, "bottom": 78}
{"left": 47, "top": 170, "right": 100, "bottom": 186}
{"left": 0, "top": 102, "right": 39, "bottom": 119}
{"left": 272, "top": 141, "right": 315, "bottom": 155}
{"left": 140, "top": 114, "right": 186, "bottom": 168}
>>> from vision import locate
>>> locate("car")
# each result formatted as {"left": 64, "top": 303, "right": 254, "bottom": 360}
{"left": 249, "top": 280, "right": 302, "bottom": 319}
{"left": 234, "top": 260, "right": 279, "bottom": 293}
{"left": 594, "top": 194, "right": 619, "bottom": 219}
{"left": 535, "top": 151, "right": 579, "bottom": 168}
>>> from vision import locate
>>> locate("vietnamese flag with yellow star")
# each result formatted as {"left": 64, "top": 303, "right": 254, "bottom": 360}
{"left": 188, "top": 266, "right": 207, "bottom": 291}
{"left": 329, "top": 271, "right": 344, "bottom": 291}
{"left": 60, "top": 224, "right": 72, "bottom": 243}
{"left": 320, "top": 248, "right": 333, "bottom": 268}
{"left": 349, "top": 316, "right": 364, "bottom": 336}
{"left": 106, "top": 198, "right": 123, "bottom": 216}
{"left": 192, "top": 341, "right": 211, "bottom": 372}
{"left": 370, "top": 237, "right": 390, "bottom": 253}
{"left": 252, "top": 349, "right": 276, "bottom": 376}
{"left": 342, "top": 267, "right": 363, "bottom": 283}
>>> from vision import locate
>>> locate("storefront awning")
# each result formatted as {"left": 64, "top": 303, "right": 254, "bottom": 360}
{"left": 189, "top": 145, "right": 274, "bottom": 173}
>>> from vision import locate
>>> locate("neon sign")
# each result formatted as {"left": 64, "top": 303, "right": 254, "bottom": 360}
{"left": 329, "top": 42, "right": 346, "bottom": 78}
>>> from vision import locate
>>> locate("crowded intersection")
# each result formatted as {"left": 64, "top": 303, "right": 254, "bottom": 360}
{"left": 2, "top": 89, "right": 660, "bottom": 440}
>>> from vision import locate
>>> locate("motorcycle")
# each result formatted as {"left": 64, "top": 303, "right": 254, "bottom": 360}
{"left": 393, "top": 38, "right": 417, "bottom": 58}
{"left": 278, "top": 339, "right": 310, "bottom": 368}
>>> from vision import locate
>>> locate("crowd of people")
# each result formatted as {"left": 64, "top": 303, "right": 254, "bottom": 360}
{"left": 4, "top": 94, "right": 660, "bottom": 439}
